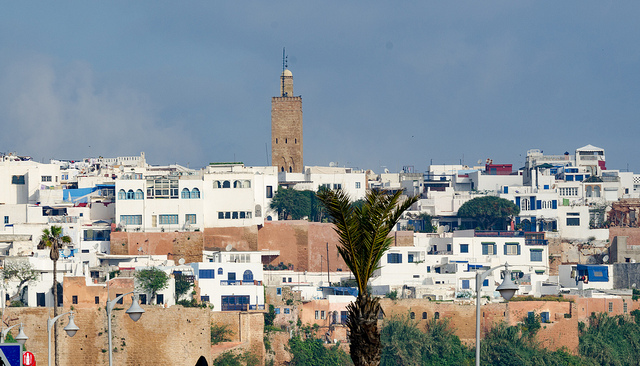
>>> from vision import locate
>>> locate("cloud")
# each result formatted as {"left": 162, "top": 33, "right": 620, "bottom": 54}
{"left": 0, "top": 56, "right": 200, "bottom": 164}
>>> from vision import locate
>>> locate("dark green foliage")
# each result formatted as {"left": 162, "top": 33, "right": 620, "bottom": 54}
{"left": 270, "top": 188, "right": 311, "bottom": 220}
{"left": 211, "top": 323, "right": 233, "bottom": 345}
{"left": 134, "top": 267, "right": 169, "bottom": 304}
{"left": 381, "top": 314, "right": 471, "bottom": 366}
{"left": 264, "top": 304, "right": 276, "bottom": 328}
{"left": 212, "top": 351, "right": 260, "bottom": 366}
{"left": 288, "top": 336, "right": 353, "bottom": 366}
{"left": 579, "top": 312, "right": 640, "bottom": 366}
{"left": 384, "top": 290, "right": 398, "bottom": 300}
{"left": 174, "top": 273, "right": 193, "bottom": 302}
{"left": 176, "top": 299, "right": 208, "bottom": 308}
{"left": 457, "top": 196, "right": 520, "bottom": 230}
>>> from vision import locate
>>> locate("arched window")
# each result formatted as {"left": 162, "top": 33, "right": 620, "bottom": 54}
{"left": 586, "top": 186, "right": 592, "bottom": 198}
{"left": 255, "top": 205, "right": 262, "bottom": 218}
{"left": 213, "top": 181, "right": 221, "bottom": 189}
{"left": 233, "top": 180, "right": 240, "bottom": 188}
{"left": 126, "top": 190, "right": 135, "bottom": 200}
{"left": 289, "top": 166, "right": 292, "bottom": 173}
{"left": 275, "top": 138, "right": 278, "bottom": 144}
{"left": 434, "top": 312, "right": 440, "bottom": 320}
{"left": 521, "top": 198, "right": 530, "bottom": 210}
{"left": 181, "top": 188, "right": 190, "bottom": 199}
{"left": 410, "top": 312, "right": 415, "bottom": 319}
{"left": 422, "top": 312, "right": 427, "bottom": 319}
{"left": 191, "top": 188, "right": 200, "bottom": 199}
{"left": 222, "top": 181, "right": 231, "bottom": 188}
{"left": 118, "top": 189, "right": 126, "bottom": 200}
{"left": 594, "top": 186, "right": 601, "bottom": 198}
{"left": 218, "top": 268, "right": 223, "bottom": 275}
{"left": 243, "top": 270, "right": 254, "bottom": 282}
{"left": 281, "top": 167, "right": 285, "bottom": 172}
{"left": 243, "top": 180, "right": 251, "bottom": 188}
{"left": 135, "top": 189, "right": 144, "bottom": 200}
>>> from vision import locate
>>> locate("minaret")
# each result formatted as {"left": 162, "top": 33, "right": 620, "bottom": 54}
{"left": 271, "top": 50, "right": 303, "bottom": 173}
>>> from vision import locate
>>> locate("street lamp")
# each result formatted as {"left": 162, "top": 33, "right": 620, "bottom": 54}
{"left": 475, "top": 263, "right": 519, "bottom": 366}
{"left": 107, "top": 292, "right": 144, "bottom": 366}
{"left": 1, "top": 323, "right": 28, "bottom": 345}
{"left": 48, "top": 311, "right": 79, "bottom": 366}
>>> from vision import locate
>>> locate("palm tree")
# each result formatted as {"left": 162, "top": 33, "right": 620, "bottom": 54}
{"left": 38, "top": 225, "right": 71, "bottom": 366}
{"left": 317, "top": 188, "right": 418, "bottom": 366}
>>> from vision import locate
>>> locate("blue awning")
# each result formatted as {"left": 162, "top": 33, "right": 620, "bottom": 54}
{"left": 577, "top": 265, "right": 608, "bottom": 282}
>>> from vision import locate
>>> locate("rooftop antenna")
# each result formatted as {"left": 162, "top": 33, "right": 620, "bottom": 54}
{"left": 281, "top": 47, "right": 288, "bottom": 97}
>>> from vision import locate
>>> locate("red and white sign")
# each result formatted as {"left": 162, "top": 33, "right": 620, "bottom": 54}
{"left": 23, "top": 351, "right": 35, "bottom": 366}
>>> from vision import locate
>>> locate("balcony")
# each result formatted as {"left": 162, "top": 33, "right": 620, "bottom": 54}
{"left": 220, "top": 280, "right": 263, "bottom": 286}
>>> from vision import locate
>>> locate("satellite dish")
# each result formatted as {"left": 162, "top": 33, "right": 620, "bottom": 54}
{"left": 179, "top": 258, "right": 185, "bottom": 265}
{"left": 602, "top": 255, "right": 609, "bottom": 263}
{"left": 477, "top": 160, "right": 482, "bottom": 164}
{"left": 225, "top": 244, "right": 232, "bottom": 252}
{"left": 384, "top": 168, "right": 389, "bottom": 174}
{"left": 329, "top": 162, "right": 336, "bottom": 167}
{"left": 63, "top": 248, "right": 71, "bottom": 257}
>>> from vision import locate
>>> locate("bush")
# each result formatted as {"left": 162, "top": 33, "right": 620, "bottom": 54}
{"left": 385, "top": 290, "right": 398, "bottom": 300}
{"left": 211, "top": 324, "right": 233, "bottom": 345}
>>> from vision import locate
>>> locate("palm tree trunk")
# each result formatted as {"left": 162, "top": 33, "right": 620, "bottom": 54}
{"left": 347, "top": 293, "right": 382, "bottom": 366}
{"left": 53, "top": 257, "right": 59, "bottom": 366}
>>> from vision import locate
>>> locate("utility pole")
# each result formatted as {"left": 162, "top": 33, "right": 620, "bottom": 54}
{"left": 326, "top": 242, "right": 330, "bottom": 286}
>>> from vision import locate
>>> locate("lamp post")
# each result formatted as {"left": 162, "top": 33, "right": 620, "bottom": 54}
{"left": 48, "top": 311, "right": 79, "bottom": 366}
{"left": 107, "top": 292, "right": 144, "bottom": 366}
{"left": 1, "top": 323, "right": 28, "bottom": 345}
{"left": 475, "top": 263, "right": 519, "bottom": 366}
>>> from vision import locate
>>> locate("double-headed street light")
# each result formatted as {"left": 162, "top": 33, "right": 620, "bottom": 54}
{"left": 48, "top": 311, "right": 80, "bottom": 366}
{"left": 475, "top": 263, "right": 519, "bottom": 366}
{"left": 1, "top": 323, "right": 28, "bottom": 345}
{"left": 107, "top": 292, "right": 145, "bottom": 366}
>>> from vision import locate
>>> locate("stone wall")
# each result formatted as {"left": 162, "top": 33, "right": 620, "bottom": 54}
{"left": 271, "top": 96, "right": 303, "bottom": 173}
{"left": 110, "top": 231, "right": 203, "bottom": 263}
{"left": 610, "top": 227, "right": 640, "bottom": 246}
{"left": 203, "top": 226, "right": 259, "bottom": 251}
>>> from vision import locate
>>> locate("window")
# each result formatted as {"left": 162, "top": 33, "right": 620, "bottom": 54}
{"left": 541, "top": 312, "right": 550, "bottom": 323}
{"left": 11, "top": 175, "right": 25, "bottom": 184}
{"left": 481, "top": 243, "right": 496, "bottom": 255}
{"left": 243, "top": 270, "right": 254, "bottom": 282}
{"left": 218, "top": 212, "right": 224, "bottom": 219}
{"left": 315, "top": 311, "right": 319, "bottom": 319}
{"left": 118, "top": 189, "right": 126, "bottom": 200}
{"left": 462, "top": 280, "right": 470, "bottom": 289}
{"left": 483, "top": 279, "right": 489, "bottom": 287}
{"left": 191, "top": 188, "right": 200, "bottom": 198}
{"left": 333, "top": 184, "right": 342, "bottom": 189}
{"left": 116, "top": 294, "right": 123, "bottom": 305}
{"left": 218, "top": 268, "right": 223, "bottom": 275}
{"left": 140, "top": 294, "right": 147, "bottom": 305}
{"left": 126, "top": 189, "right": 135, "bottom": 200}
{"left": 199, "top": 269, "right": 215, "bottom": 279}
{"left": 266, "top": 186, "right": 273, "bottom": 198}
{"left": 95, "top": 296, "right": 100, "bottom": 304}
{"left": 157, "top": 294, "right": 164, "bottom": 304}
{"left": 225, "top": 212, "right": 231, "bottom": 219}
{"left": 135, "top": 189, "right": 144, "bottom": 200}
{"left": 410, "top": 312, "right": 415, "bottom": 319}
{"left": 460, "top": 244, "right": 469, "bottom": 253}
{"left": 222, "top": 181, "right": 231, "bottom": 188}
{"left": 434, "top": 312, "right": 439, "bottom": 320}
{"left": 120, "top": 215, "right": 142, "bottom": 225}
{"left": 504, "top": 243, "right": 520, "bottom": 255}
{"left": 530, "top": 249, "right": 543, "bottom": 262}
{"left": 387, "top": 253, "right": 402, "bottom": 264}
{"left": 185, "top": 214, "right": 196, "bottom": 224}
{"left": 566, "top": 213, "right": 580, "bottom": 226}
{"left": 232, "top": 212, "right": 239, "bottom": 219}
{"left": 228, "top": 272, "right": 236, "bottom": 281}
{"left": 276, "top": 288, "right": 282, "bottom": 296}
{"left": 624, "top": 302, "right": 628, "bottom": 313}
{"left": 608, "top": 302, "right": 613, "bottom": 312}
{"left": 201, "top": 296, "right": 210, "bottom": 302}
{"left": 159, "top": 214, "right": 178, "bottom": 225}
{"left": 42, "top": 175, "right": 52, "bottom": 182}
{"left": 275, "top": 308, "right": 280, "bottom": 314}
{"left": 321, "top": 311, "right": 325, "bottom": 319}
{"left": 181, "top": 188, "right": 190, "bottom": 199}
{"left": 72, "top": 296, "right": 78, "bottom": 304}
{"left": 422, "top": 312, "right": 427, "bottom": 319}
{"left": 284, "top": 308, "right": 290, "bottom": 314}
{"left": 3, "top": 216, "right": 8, "bottom": 224}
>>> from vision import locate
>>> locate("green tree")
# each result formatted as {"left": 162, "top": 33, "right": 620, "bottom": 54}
{"left": 135, "top": 267, "right": 169, "bottom": 304}
{"left": 264, "top": 304, "right": 276, "bottom": 328}
{"left": 38, "top": 225, "right": 71, "bottom": 366}
{"left": 211, "top": 323, "right": 233, "bottom": 345}
{"left": 270, "top": 188, "right": 311, "bottom": 220}
{"left": 318, "top": 188, "right": 418, "bottom": 366}
{"left": 174, "top": 273, "right": 192, "bottom": 302}
{"left": 288, "top": 335, "right": 353, "bottom": 366}
{"left": 457, "top": 196, "right": 520, "bottom": 230}
{"left": 2, "top": 259, "right": 38, "bottom": 305}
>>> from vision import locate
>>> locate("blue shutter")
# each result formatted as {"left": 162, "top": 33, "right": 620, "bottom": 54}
{"left": 493, "top": 244, "right": 497, "bottom": 255}
{"left": 552, "top": 200, "right": 557, "bottom": 209}
{"left": 483, "top": 279, "right": 489, "bottom": 287}
{"left": 530, "top": 197, "right": 535, "bottom": 210}
{"left": 482, "top": 245, "right": 488, "bottom": 255}
{"left": 504, "top": 244, "right": 507, "bottom": 255}
{"left": 517, "top": 245, "right": 521, "bottom": 255}
{"left": 515, "top": 197, "right": 521, "bottom": 207}
{"left": 503, "top": 186, "right": 508, "bottom": 194}
{"left": 536, "top": 200, "right": 542, "bottom": 210}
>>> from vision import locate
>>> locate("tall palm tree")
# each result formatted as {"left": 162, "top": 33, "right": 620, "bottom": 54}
{"left": 317, "top": 188, "right": 418, "bottom": 366}
{"left": 38, "top": 225, "right": 71, "bottom": 366}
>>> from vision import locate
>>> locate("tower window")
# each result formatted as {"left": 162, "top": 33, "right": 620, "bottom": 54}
{"left": 285, "top": 138, "right": 288, "bottom": 143}
{"left": 276, "top": 138, "right": 278, "bottom": 144}
{"left": 295, "top": 139, "right": 297, "bottom": 144}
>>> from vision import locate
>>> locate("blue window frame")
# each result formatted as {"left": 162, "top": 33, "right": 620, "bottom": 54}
{"left": 185, "top": 214, "right": 196, "bottom": 224}
{"left": 275, "top": 308, "right": 280, "bottom": 314}
{"left": 135, "top": 189, "right": 144, "bottom": 200}
{"left": 284, "top": 308, "right": 290, "bottom": 314}
{"left": 276, "top": 288, "right": 282, "bottom": 295}
{"left": 243, "top": 270, "right": 254, "bottom": 282}
{"left": 181, "top": 188, "right": 190, "bottom": 199}
{"left": 126, "top": 190, "right": 135, "bottom": 200}
{"left": 199, "top": 269, "right": 215, "bottom": 279}
{"left": 191, "top": 188, "right": 200, "bottom": 199}
{"left": 387, "top": 253, "right": 402, "bottom": 264}
{"left": 460, "top": 244, "right": 469, "bottom": 253}
{"left": 159, "top": 214, "right": 178, "bottom": 225}
{"left": 483, "top": 279, "right": 489, "bottom": 287}
{"left": 118, "top": 189, "right": 126, "bottom": 200}
{"left": 481, "top": 243, "right": 496, "bottom": 255}
{"left": 218, "top": 268, "right": 223, "bottom": 275}
{"left": 530, "top": 249, "right": 543, "bottom": 262}
{"left": 120, "top": 215, "right": 142, "bottom": 225}
{"left": 462, "top": 280, "right": 470, "bottom": 289}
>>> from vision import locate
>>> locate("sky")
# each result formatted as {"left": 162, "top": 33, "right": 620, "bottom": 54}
{"left": 1, "top": 2, "right": 639, "bottom": 173}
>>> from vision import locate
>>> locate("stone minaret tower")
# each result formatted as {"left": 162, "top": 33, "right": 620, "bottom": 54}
{"left": 271, "top": 66, "right": 303, "bottom": 173}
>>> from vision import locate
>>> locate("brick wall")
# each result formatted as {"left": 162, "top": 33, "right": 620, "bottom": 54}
{"left": 203, "top": 226, "right": 259, "bottom": 251}
{"left": 271, "top": 96, "right": 303, "bottom": 173}
{"left": 610, "top": 227, "right": 640, "bottom": 246}
{"left": 110, "top": 231, "right": 203, "bottom": 263}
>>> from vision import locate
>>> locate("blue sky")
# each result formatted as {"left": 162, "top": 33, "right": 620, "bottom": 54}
{"left": 1, "top": 2, "right": 639, "bottom": 173}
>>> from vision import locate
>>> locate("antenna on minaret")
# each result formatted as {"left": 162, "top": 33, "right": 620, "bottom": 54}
{"left": 281, "top": 47, "right": 288, "bottom": 97}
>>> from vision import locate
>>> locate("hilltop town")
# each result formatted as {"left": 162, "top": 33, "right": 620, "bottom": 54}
{"left": 2, "top": 69, "right": 640, "bottom": 365}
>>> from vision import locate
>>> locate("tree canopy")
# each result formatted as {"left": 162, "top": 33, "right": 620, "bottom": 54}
{"left": 457, "top": 196, "right": 520, "bottom": 230}
{"left": 270, "top": 187, "right": 328, "bottom": 221}
{"left": 2, "top": 259, "right": 38, "bottom": 304}
{"left": 135, "top": 267, "right": 169, "bottom": 304}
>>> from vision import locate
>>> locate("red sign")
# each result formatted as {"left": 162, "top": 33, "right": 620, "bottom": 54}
{"left": 23, "top": 351, "right": 35, "bottom": 366}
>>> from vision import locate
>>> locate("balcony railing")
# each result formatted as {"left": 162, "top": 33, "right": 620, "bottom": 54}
{"left": 220, "top": 280, "right": 263, "bottom": 286}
